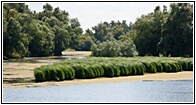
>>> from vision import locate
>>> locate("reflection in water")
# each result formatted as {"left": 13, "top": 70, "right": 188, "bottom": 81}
{"left": 3, "top": 80, "right": 193, "bottom": 103}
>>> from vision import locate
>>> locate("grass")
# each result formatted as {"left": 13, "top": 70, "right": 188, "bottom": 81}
{"left": 34, "top": 57, "right": 193, "bottom": 82}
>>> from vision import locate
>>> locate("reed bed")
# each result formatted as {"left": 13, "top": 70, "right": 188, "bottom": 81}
{"left": 34, "top": 57, "right": 193, "bottom": 82}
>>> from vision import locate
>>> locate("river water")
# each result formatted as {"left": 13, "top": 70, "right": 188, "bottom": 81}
{"left": 3, "top": 80, "right": 193, "bottom": 103}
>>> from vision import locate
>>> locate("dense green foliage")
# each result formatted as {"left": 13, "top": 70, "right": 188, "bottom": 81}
{"left": 91, "top": 39, "right": 138, "bottom": 57}
{"left": 3, "top": 3, "right": 83, "bottom": 58}
{"left": 3, "top": 3, "right": 193, "bottom": 58}
{"left": 132, "top": 3, "right": 193, "bottom": 57}
{"left": 34, "top": 57, "right": 192, "bottom": 82}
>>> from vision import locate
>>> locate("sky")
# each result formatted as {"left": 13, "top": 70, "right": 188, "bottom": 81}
{"left": 25, "top": 2, "right": 173, "bottom": 31}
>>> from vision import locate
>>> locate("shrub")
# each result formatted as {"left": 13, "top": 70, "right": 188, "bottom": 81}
{"left": 85, "top": 67, "right": 95, "bottom": 79}
{"left": 49, "top": 67, "right": 59, "bottom": 81}
{"left": 142, "top": 62, "right": 156, "bottom": 73}
{"left": 102, "top": 64, "right": 114, "bottom": 77}
{"left": 63, "top": 66, "right": 75, "bottom": 80}
{"left": 169, "top": 63, "right": 178, "bottom": 72}
{"left": 120, "top": 40, "right": 138, "bottom": 57}
{"left": 153, "top": 62, "right": 163, "bottom": 72}
{"left": 176, "top": 62, "right": 181, "bottom": 71}
{"left": 34, "top": 57, "right": 192, "bottom": 82}
{"left": 161, "top": 62, "right": 172, "bottom": 72}
{"left": 134, "top": 64, "right": 145, "bottom": 75}
{"left": 89, "top": 66, "right": 97, "bottom": 77}
{"left": 112, "top": 66, "right": 121, "bottom": 77}
{"left": 56, "top": 67, "right": 65, "bottom": 81}
{"left": 34, "top": 69, "right": 45, "bottom": 82}
{"left": 73, "top": 65, "right": 86, "bottom": 79}
{"left": 119, "top": 65, "right": 129, "bottom": 76}
{"left": 98, "top": 66, "right": 105, "bottom": 76}
{"left": 41, "top": 66, "right": 51, "bottom": 81}
{"left": 175, "top": 62, "right": 182, "bottom": 71}
{"left": 91, "top": 39, "right": 138, "bottom": 57}
{"left": 179, "top": 61, "right": 189, "bottom": 70}
{"left": 187, "top": 61, "right": 193, "bottom": 70}
{"left": 127, "top": 65, "right": 133, "bottom": 75}
{"left": 131, "top": 65, "right": 137, "bottom": 75}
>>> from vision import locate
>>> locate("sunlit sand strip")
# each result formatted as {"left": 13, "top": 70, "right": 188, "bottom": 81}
{"left": 3, "top": 71, "right": 193, "bottom": 88}
{"left": 62, "top": 51, "right": 91, "bottom": 56}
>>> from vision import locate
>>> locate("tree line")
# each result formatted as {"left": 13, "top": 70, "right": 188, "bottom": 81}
{"left": 3, "top": 3, "right": 193, "bottom": 59}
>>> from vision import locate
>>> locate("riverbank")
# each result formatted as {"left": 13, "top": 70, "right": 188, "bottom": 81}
{"left": 3, "top": 51, "right": 91, "bottom": 88}
{"left": 3, "top": 51, "right": 193, "bottom": 88}
{"left": 3, "top": 71, "right": 193, "bottom": 88}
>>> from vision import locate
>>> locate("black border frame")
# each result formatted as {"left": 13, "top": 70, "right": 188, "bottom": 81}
{"left": 1, "top": 0, "right": 195, "bottom": 104}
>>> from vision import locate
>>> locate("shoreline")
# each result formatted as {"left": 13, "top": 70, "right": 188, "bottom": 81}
{"left": 3, "top": 52, "right": 193, "bottom": 88}
{"left": 3, "top": 71, "right": 193, "bottom": 88}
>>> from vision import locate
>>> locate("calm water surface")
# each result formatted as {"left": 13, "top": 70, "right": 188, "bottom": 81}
{"left": 3, "top": 80, "right": 193, "bottom": 103}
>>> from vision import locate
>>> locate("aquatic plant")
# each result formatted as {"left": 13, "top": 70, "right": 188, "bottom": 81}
{"left": 34, "top": 57, "right": 193, "bottom": 82}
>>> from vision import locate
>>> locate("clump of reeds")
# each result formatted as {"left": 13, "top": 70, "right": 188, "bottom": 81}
{"left": 34, "top": 57, "right": 193, "bottom": 82}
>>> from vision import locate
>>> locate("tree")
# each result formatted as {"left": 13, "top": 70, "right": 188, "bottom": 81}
{"left": 132, "top": 13, "right": 156, "bottom": 56}
{"left": 53, "top": 26, "right": 70, "bottom": 55}
{"left": 3, "top": 3, "right": 32, "bottom": 58}
{"left": 91, "top": 39, "right": 138, "bottom": 57}
{"left": 159, "top": 3, "right": 193, "bottom": 57}
{"left": 77, "top": 34, "right": 94, "bottom": 51}
{"left": 119, "top": 38, "right": 138, "bottom": 57}
{"left": 4, "top": 18, "right": 29, "bottom": 58}
{"left": 91, "top": 20, "right": 132, "bottom": 42}
{"left": 92, "top": 22, "right": 110, "bottom": 42}
{"left": 28, "top": 21, "right": 54, "bottom": 56}
{"left": 68, "top": 18, "right": 83, "bottom": 50}
{"left": 33, "top": 4, "right": 72, "bottom": 56}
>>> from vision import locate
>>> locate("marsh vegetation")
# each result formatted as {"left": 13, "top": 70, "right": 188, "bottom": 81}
{"left": 34, "top": 57, "right": 192, "bottom": 82}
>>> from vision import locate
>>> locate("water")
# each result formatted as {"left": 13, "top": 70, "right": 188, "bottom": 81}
{"left": 3, "top": 80, "right": 193, "bottom": 103}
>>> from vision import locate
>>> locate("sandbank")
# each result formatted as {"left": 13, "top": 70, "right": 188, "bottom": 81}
{"left": 3, "top": 71, "right": 193, "bottom": 88}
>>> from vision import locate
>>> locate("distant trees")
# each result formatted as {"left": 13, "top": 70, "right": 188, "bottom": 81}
{"left": 28, "top": 20, "right": 55, "bottom": 56}
{"left": 3, "top": 3, "right": 33, "bottom": 58}
{"left": 158, "top": 3, "right": 193, "bottom": 57}
{"left": 3, "top": 3, "right": 82, "bottom": 58}
{"left": 32, "top": 3, "right": 74, "bottom": 56}
{"left": 132, "top": 7, "right": 163, "bottom": 56}
{"left": 3, "top": 3, "right": 193, "bottom": 59}
{"left": 92, "top": 20, "right": 132, "bottom": 42}
{"left": 90, "top": 20, "right": 137, "bottom": 57}
{"left": 132, "top": 3, "right": 193, "bottom": 57}
{"left": 68, "top": 18, "right": 83, "bottom": 51}
{"left": 91, "top": 39, "right": 138, "bottom": 57}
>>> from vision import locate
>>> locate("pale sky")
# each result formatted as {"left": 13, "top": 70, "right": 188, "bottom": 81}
{"left": 25, "top": 2, "right": 173, "bottom": 31}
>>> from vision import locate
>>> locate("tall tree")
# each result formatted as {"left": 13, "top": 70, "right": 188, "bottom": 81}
{"left": 132, "top": 13, "right": 155, "bottom": 56}
{"left": 28, "top": 20, "right": 55, "bottom": 56}
{"left": 4, "top": 18, "right": 29, "bottom": 58}
{"left": 69, "top": 18, "right": 83, "bottom": 50}
{"left": 159, "top": 3, "right": 193, "bottom": 57}
{"left": 132, "top": 5, "right": 165, "bottom": 56}
{"left": 3, "top": 3, "right": 32, "bottom": 58}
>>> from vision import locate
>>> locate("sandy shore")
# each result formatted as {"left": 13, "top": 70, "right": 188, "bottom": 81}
{"left": 3, "top": 51, "right": 92, "bottom": 88}
{"left": 62, "top": 51, "right": 91, "bottom": 56}
{"left": 3, "top": 51, "right": 193, "bottom": 88}
{"left": 3, "top": 70, "right": 193, "bottom": 88}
